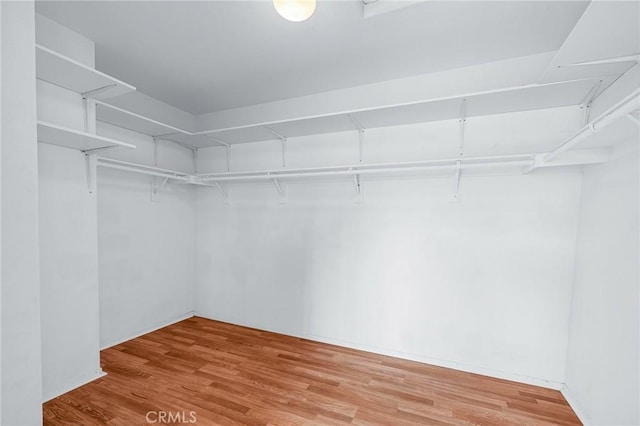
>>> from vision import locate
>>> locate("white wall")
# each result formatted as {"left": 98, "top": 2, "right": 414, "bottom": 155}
{"left": 35, "top": 13, "right": 94, "bottom": 67}
{"left": 195, "top": 107, "right": 583, "bottom": 387}
{"left": 38, "top": 144, "right": 102, "bottom": 401}
{"left": 1, "top": 2, "right": 43, "bottom": 424}
{"left": 35, "top": 15, "right": 198, "bottom": 403}
{"left": 97, "top": 124, "right": 196, "bottom": 348}
{"left": 0, "top": 0, "right": 3, "bottom": 418}
{"left": 564, "top": 136, "right": 639, "bottom": 425}
{"left": 195, "top": 52, "right": 555, "bottom": 132}
{"left": 18, "top": 9, "right": 637, "bottom": 424}
{"left": 35, "top": 18, "right": 104, "bottom": 402}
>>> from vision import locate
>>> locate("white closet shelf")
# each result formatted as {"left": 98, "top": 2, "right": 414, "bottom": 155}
{"left": 95, "top": 100, "right": 190, "bottom": 137}
{"left": 37, "top": 121, "right": 136, "bottom": 152}
{"left": 36, "top": 44, "right": 135, "bottom": 99}
{"left": 91, "top": 87, "right": 639, "bottom": 187}
{"left": 95, "top": 78, "right": 605, "bottom": 148}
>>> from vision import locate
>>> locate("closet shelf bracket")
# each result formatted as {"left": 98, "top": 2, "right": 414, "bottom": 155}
{"left": 348, "top": 114, "right": 366, "bottom": 162}
{"left": 82, "top": 84, "right": 119, "bottom": 100}
{"left": 264, "top": 126, "right": 288, "bottom": 168}
{"left": 84, "top": 146, "right": 126, "bottom": 194}
{"left": 83, "top": 145, "right": 122, "bottom": 156}
{"left": 86, "top": 154, "right": 98, "bottom": 194}
{"left": 458, "top": 99, "right": 467, "bottom": 157}
{"left": 449, "top": 161, "right": 462, "bottom": 203}
{"left": 579, "top": 80, "right": 603, "bottom": 125}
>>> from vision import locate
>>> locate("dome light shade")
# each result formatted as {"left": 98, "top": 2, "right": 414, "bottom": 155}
{"left": 273, "top": 0, "right": 316, "bottom": 22}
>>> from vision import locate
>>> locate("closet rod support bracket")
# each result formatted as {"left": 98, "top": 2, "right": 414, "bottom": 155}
{"left": 268, "top": 173, "right": 288, "bottom": 203}
{"left": 213, "top": 181, "right": 230, "bottom": 204}
{"left": 151, "top": 176, "right": 170, "bottom": 202}
{"left": 351, "top": 169, "right": 363, "bottom": 203}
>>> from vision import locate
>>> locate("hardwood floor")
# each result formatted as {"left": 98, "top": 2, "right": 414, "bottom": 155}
{"left": 43, "top": 317, "right": 581, "bottom": 425}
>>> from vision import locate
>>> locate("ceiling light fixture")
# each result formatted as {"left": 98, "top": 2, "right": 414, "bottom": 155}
{"left": 273, "top": 0, "right": 316, "bottom": 22}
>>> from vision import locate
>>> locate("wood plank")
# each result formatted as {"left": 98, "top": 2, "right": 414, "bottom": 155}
{"left": 43, "top": 317, "right": 582, "bottom": 425}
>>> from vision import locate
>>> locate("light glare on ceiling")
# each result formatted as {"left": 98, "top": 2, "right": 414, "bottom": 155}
{"left": 273, "top": 0, "right": 316, "bottom": 22}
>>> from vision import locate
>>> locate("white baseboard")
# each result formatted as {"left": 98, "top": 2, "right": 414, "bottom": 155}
{"left": 45, "top": 312, "right": 195, "bottom": 401}
{"left": 561, "top": 385, "right": 592, "bottom": 425}
{"left": 101, "top": 311, "right": 195, "bottom": 350}
{"left": 43, "top": 369, "right": 107, "bottom": 402}
{"left": 194, "top": 313, "right": 563, "bottom": 390}
{"left": 307, "top": 333, "right": 563, "bottom": 390}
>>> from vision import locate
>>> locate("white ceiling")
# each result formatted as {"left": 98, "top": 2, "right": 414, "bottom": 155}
{"left": 36, "top": 1, "right": 589, "bottom": 115}
{"left": 540, "top": 0, "right": 640, "bottom": 83}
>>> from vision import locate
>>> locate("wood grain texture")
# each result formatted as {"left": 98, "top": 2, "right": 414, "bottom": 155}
{"left": 43, "top": 317, "right": 581, "bottom": 425}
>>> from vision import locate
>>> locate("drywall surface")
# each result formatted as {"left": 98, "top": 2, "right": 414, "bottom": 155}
{"left": 1, "top": 2, "right": 43, "bottom": 424}
{"left": 38, "top": 144, "right": 102, "bottom": 401}
{"left": 0, "top": 1, "right": 3, "bottom": 419}
{"left": 35, "top": 18, "right": 104, "bottom": 401}
{"left": 97, "top": 123, "right": 196, "bottom": 348}
{"left": 564, "top": 137, "right": 639, "bottom": 425}
{"left": 195, "top": 52, "right": 555, "bottom": 132}
{"left": 36, "top": 13, "right": 95, "bottom": 67}
{"left": 195, "top": 107, "right": 583, "bottom": 386}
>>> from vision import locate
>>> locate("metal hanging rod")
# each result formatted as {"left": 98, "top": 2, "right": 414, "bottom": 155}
{"left": 95, "top": 152, "right": 538, "bottom": 185}
{"left": 199, "top": 159, "right": 535, "bottom": 183}
{"left": 198, "top": 152, "right": 535, "bottom": 179}
{"left": 545, "top": 88, "right": 640, "bottom": 161}
{"left": 98, "top": 162, "right": 191, "bottom": 182}
{"left": 97, "top": 157, "right": 192, "bottom": 182}
{"left": 94, "top": 146, "right": 608, "bottom": 188}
